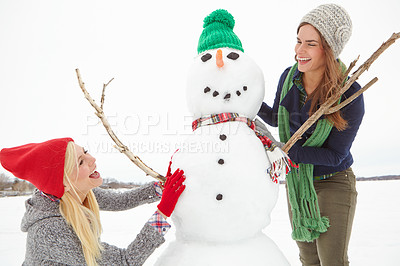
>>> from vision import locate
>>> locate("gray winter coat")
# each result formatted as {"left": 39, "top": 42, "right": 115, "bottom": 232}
{"left": 21, "top": 182, "right": 164, "bottom": 265}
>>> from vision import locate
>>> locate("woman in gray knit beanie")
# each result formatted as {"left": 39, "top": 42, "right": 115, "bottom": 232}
{"left": 258, "top": 4, "right": 363, "bottom": 265}
{"left": 0, "top": 138, "right": 185, "bottom": 265}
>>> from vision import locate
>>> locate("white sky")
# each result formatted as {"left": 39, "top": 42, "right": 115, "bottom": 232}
{"left": 0, "top": 0, "right": 399, "bottom": 183}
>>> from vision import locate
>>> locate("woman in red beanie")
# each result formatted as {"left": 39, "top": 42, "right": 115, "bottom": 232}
{"left": 0, "top": 138, "right": 185, "bottom": 266}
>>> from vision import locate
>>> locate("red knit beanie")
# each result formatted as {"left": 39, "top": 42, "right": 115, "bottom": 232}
{"left": 0, "top": 138, "right": 74, "bottom": 198}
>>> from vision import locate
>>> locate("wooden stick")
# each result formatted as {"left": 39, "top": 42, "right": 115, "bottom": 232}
{"left": 75, "top": 69, "right": 166, "bottom": 182}
{"left": 325, "top": 77, "right": 377, "bottom": 115}
{"left": 282, "top": 32, "right": 400, "bottom": 153}
{"left": 101, "top": 78, "right": 114, "bottom": 110}
{"left": 343, "top": 55, "right": 359, "bottom": 79}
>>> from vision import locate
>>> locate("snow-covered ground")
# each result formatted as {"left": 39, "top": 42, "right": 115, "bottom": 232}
{"left": 1, "top": 180, "right": 399, "bottom": 265}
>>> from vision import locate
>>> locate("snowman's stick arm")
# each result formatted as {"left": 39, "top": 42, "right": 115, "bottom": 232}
{"left": 75, "top": 69, "right": 166, "bottom": 183}
{"left": 282, "top": 32, "right": 400, "bottom": 153}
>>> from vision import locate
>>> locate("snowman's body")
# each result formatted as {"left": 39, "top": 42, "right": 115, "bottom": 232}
{"left": 158, "top": 233, "right": 286, "bottom": 266}
{"left": 155, "top": 45, "right": 289, "bottom": 265}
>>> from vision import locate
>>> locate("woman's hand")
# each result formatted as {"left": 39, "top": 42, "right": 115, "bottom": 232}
{"left": 254, "top": 118, "right": 284, "bottom": 148}
{"left": 157, "top": 169, "right": 186, "bottom": 217}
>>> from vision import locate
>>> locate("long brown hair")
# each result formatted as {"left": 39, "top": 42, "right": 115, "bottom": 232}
{"left": 297, "top": 22, "right": 348, "bottom": 131}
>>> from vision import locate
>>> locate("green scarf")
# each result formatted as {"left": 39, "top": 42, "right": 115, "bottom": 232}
{"left": 278, "top": 63, "right": 333, "bottom": 242}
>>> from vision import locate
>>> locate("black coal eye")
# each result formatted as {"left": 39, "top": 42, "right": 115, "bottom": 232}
{"left": 227, "top": 52, "right": 239, "bottom": 60}
{"left": 201, "top": 53, "right": 212, "bottom": 62}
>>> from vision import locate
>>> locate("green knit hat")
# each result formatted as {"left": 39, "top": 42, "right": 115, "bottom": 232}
{"left": 197, "top": 9, "right": 244, "bottom": 54}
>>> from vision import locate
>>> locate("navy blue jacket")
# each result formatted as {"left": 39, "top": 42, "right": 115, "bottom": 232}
{"left": 258, "top": 67, "right": 365, "bottom": 176}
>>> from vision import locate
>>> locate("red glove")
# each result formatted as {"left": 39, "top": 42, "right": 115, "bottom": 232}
{"left": 157, "top": 169, "right": 186, "bottom": 217}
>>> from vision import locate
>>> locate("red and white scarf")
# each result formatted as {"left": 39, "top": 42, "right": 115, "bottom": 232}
{"left": 192, "top": 113, "right": 294, "bottom": 183}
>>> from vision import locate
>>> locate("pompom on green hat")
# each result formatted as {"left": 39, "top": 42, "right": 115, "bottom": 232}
{"left": 197, "top": 9, "right": 244, "bottom": 54}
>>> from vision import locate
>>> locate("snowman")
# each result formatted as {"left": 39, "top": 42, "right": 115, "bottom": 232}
{"left": 155, "top": 10, "right": 289, "bottom": 266}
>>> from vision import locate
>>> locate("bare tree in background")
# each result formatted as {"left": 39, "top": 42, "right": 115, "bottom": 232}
{"left": 0, "top": 173, "right": 13, "bottom": 190}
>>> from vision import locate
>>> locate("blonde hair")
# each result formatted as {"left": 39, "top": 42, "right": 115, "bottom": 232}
{"left": 60, "top": 142, "right": 103, "bottom": 266}
{"left": 297, "top": 22, "right": 348, "bottom": 131}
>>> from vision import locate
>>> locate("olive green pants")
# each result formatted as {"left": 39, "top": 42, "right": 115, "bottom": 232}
{"left": 286, "top": 168, "right": 358, "bottom": 266}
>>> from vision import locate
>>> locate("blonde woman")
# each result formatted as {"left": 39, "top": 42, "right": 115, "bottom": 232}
{"left": 0, "top": 137, "right": 185, "bottom": 265}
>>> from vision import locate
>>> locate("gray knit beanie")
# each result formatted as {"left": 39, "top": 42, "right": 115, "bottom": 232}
{"left": 300, "top": 4, "right": 352, "bottom": 59}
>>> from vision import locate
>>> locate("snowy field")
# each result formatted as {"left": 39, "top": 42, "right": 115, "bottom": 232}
{"left": 1, "top": 180, "right": 399, "bottom": 266}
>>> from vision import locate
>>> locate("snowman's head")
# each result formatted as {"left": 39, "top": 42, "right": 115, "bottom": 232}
{"left": 187, "top": 9, "right": 265, "bottom": 120}
{"left": 186, "top": 47, "right": 265, "bottom": 120}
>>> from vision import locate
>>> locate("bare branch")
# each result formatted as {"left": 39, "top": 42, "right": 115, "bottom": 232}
{"left": 101, "top": 78, "right": 114, "bottom": 110}
{"left": 282, "top": 32, "right": 400, "bottom": 153}
{"left": 343, "top": 55, "right": 359, "bottom": 78}
{"left": 325, "top": 77, "right": 378, "bottom": 115}
{"left": 75, "top": 69, "right": 166, "bottom": 182}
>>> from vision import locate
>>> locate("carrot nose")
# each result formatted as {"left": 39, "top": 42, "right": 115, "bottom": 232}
{"left": 216, "top": 49, "right": 224, "bottom": 68}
